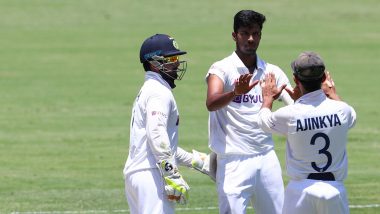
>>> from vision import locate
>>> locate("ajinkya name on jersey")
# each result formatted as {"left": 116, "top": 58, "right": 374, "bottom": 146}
{"left": 233, "top": 94, "right": 263, "bottom": 104}
{"left": 296, "top": 114, "right": 341, "bottom": 132}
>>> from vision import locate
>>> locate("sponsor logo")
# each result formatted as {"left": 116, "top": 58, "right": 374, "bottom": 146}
{"left": 151, "top": 111, "right": 168, "bottom": 118}
{"left": 165, "top": 162, "right": 173, "bottom": 172}
{"left": 232, "top": 94, "right": 263, "bottom": 104}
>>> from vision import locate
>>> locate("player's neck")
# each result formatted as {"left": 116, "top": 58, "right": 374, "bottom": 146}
{"left": 236, "top": 51, "right": 257, "bottom": 73}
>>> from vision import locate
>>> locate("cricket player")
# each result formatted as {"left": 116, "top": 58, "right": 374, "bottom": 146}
{"left": 258, "top": 51, "right": 356, "bottom": 214}
{"left": 205, "top": 10, "right": 293, "bottom": 214}
{"left": 123, "top": 34, "right": 215, "bottom": 214}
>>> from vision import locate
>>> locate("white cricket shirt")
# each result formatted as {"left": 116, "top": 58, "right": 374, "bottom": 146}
{"left": 258, "top": 90, "right": 356, "bottom": 181}
{"left": 206, "top": 52, "right": 291, "bottom": 155}
{"left": 123, "top": 71, "right": 179, "bottom": 176}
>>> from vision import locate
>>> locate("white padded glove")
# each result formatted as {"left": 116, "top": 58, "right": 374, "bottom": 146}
{"left": 191, "top": 150, "right": 217, "bottom": 181}
{"left": 157, "top": 159, "right": 190, "bottom": 204}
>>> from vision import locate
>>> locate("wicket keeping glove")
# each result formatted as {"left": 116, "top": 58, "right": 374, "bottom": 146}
{"left": 191, "top": 150, "right": 217, "bottom": 181}
{"left": 157, "top": 159, "right": 190, "bottom": 205}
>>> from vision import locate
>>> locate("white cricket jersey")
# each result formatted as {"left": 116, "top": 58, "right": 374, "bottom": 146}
{"left": 258, "top": 90, "right": 357, "bottom": 181}
{"left": 206, "top": 52, "right": 291, "bottom": 155}
{"left": 123, "top": 71, "right": 179, "bottom": 176}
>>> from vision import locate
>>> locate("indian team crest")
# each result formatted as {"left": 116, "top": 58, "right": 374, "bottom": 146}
{"left": 171, "top": 38, "right": 179, "bottom": 49}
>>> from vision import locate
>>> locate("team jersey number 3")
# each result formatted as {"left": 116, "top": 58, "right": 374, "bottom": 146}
{"left": 310, "top": 132, "right": 332, "bottom": 172}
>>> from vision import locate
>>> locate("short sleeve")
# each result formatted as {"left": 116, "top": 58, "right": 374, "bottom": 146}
{"left": 205, "top": 63, "right": 226, "bottom": 84}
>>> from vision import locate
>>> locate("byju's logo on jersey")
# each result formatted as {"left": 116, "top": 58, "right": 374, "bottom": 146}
{"left": 233, "top": 94, "right": 263, "bottom": 104}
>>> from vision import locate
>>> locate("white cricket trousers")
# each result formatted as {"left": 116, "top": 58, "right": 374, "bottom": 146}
{"left": 125, "top": 168, "right": 175, "bottom": 214}
{"left": 216, "top": 150, "right": 284, "bottom": 214}
{"left": 283, "top": 179, "right": 349, "bottom": 214}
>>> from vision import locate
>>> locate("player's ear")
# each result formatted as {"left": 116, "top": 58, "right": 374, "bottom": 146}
{"left": 149, "top": 61, "right": 161, "bottom": 73}
{"left": 293, "top": 75, "right": 297, "bottom": 84}
{"left": 293, "top": 75, "right": 301, "bottom": 86}
{"left": 232, "top": 32, "right": 237, "bottom": 42}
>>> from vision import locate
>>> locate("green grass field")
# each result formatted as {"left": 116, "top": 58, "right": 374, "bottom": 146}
{"left": 0, "top": 0, "right": 379, "bottom": 213}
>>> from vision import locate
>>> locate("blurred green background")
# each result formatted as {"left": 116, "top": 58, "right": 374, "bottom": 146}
{"left": 0, "top": 0, "right": 379, "bottom": 213}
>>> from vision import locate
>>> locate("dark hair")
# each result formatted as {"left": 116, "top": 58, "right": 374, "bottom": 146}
{"left": 233, "top": 10, "right": 266, "bottom": 32}
{"left": 298, "top": 77, "right": 324, "bottom": 92}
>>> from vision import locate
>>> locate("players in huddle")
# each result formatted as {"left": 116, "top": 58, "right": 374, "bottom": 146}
{"left": 123, "top": 10, "right": 356, "bottom": 214}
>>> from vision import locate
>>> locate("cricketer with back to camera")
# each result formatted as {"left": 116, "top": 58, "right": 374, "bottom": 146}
{"left": 258, "top": 51, "right": 356, "bottom": 214}
{"left": 123, "top": 34, "right": 216, "bottom": 214}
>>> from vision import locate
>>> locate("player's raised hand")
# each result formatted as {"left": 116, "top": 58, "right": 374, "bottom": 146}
{"left": 233, "top": 73, "right": 259, "bottom": 95}
{"left": 322, "top": 71, "right": 341, "bottom": 101}
{"left": 261, "top": 73, "right": 286, "bottom": 100}
{"left": 157, "top": 160, "right": 190, "bottom": 205}
{"left": 285, "top": 85, "right": 302, "bottom": 101}
{"left": 323, "top": 71, "right": 335, "bottom": 88}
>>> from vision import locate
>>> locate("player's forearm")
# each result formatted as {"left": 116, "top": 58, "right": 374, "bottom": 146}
{"left": 146, "top": 120, "right": 173, "bottom": 162}
{"left": 175, "top": 147, "right": 193, "bottom": 167}
{"left": 206, "top": 91, "right": 236, "bottom": 111}
{"left": 149, "top": 138, "right": 173, "bottom": 162}
{"left": 257, "top": 108, "right": 274, "bottom": 133}
{"left": 279, "top": 91, "right": 294, "bottom": 106}
{"left": 261, "top": 96, "right": 274, "bottom": 110}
